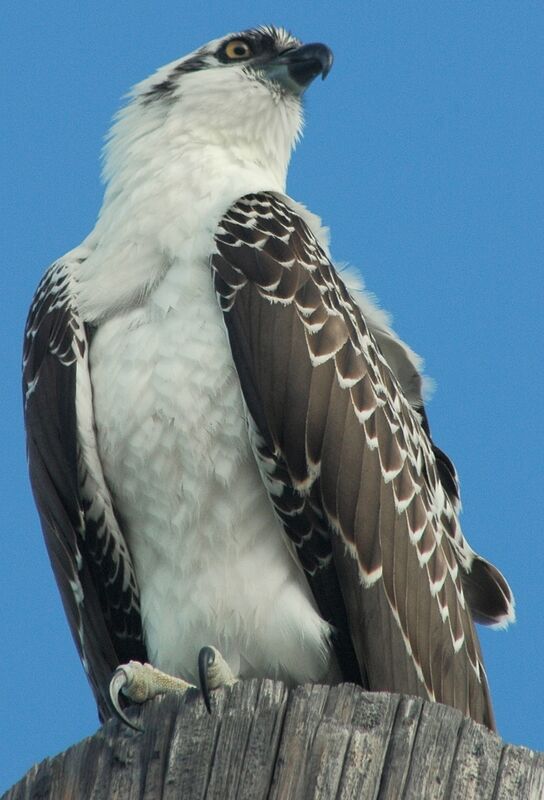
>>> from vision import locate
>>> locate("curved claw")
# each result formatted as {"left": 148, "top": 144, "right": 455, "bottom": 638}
{"left": 198, "top": 646, "right": 215, "bottom": 714}
{"left": 109, "top": 667, "right": 144, "bottom": 732}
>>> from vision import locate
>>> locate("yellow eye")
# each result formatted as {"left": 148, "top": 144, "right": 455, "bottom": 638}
{"left": 224, "top": 39, "right": 253, "bottom": 60}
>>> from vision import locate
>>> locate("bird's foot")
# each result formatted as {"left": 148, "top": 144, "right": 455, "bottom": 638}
{"left": 109, "top": 646, "right": 237, "bottom": 730}
{"left": 109, "top": 660, "right": 194, "bottom": 730}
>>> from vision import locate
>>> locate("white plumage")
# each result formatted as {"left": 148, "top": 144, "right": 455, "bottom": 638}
{"left": 89, "top": 243, "right": 333, "bottom": 685}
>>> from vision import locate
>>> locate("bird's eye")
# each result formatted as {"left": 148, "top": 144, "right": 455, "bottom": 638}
{"left": 224, "top": 39, "right": 253, "bottom": 60}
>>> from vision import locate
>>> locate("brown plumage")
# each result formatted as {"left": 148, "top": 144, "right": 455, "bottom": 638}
{"left": 212, "top": 191, "right": 514, "bottom": 729}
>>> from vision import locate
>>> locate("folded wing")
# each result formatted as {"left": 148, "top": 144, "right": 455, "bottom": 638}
{"left": 23, "top": 258, "right": 147, "bottom": 718}
{"left": 212, "top": 191, "right": 514, "bottom": 729}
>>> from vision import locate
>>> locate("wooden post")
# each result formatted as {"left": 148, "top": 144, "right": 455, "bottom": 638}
{"left": 4, "top": 680, "right": 543, "bottom": 799}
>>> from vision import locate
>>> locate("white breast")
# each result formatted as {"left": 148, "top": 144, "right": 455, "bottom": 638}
{"left": 88, "top": 252, "right": 333, "bottom": 685}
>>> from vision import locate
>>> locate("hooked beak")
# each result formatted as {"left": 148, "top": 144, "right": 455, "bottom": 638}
{"left": 261, "top": 43, "right": 334, "bottom": 93}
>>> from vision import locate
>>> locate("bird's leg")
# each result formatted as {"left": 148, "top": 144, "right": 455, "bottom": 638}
{"left": 109, "top": 646, "right": 237, "bottom": 730}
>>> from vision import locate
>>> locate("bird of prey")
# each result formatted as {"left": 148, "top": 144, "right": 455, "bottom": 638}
{"left": 23, "top": 25, "right": 514, "bottom": 731}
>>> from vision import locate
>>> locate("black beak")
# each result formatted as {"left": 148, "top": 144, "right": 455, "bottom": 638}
{"left": 286, "top": 43, "right": 334, "bottom": 89}
{"left": 261, "top": 43, "right": 334, "bottom": 94}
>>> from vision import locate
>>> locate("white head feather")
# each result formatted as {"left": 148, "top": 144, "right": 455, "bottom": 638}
{"left": 75, "top": 27, "right": 307, "bottom": 320}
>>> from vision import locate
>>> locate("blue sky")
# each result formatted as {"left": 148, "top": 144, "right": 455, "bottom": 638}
{"left": 1, "top": 1, "right": 543, "bottom": 792}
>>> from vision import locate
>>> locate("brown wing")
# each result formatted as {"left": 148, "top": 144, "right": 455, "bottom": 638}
{"left": 23, "top": 259, "right": 147, "bottom": 719}
{"left": 211, "top": 191, "right": 513, "bottom": 729}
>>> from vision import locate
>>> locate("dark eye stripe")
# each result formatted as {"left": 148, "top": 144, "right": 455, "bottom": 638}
{"left": 141, "top": 55, "right": 209, "bottom": 104}
{"left": 142, "top": 26, "right": 303, "bottom": 106}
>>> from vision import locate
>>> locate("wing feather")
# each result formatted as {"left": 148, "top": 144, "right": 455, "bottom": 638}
{"left": 23, "top": 258, "right": 147, "bottom": 719}
{"left": 354, "top": 440, "right": 382, "bottom": 576}
{"left": 212, "top": 191, "right": 513, "bottom": 728}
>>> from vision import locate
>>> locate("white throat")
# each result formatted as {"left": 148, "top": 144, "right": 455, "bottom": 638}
{"left": 74, "top": 68, "right": 302, "bottom": 322}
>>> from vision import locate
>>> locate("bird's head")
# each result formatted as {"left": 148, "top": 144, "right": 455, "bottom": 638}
{"left": 104, "top": 26, "right": 333, "bottom": 192}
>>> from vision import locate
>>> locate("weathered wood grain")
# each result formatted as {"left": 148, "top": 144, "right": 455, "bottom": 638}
{"left": 445, "top": 717, "right": 503, "bottom": 799}
{"left": 493, "top": 744, "right": 544, "bottom": 800}
{"left": 376, "top": 695, "right": 423, "bottom": 799}
{"left": 3, "top": 681, "right": 542, "bottom": 800}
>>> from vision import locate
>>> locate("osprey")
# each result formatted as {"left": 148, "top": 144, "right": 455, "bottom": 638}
{"left": 24, "top": 25, "right": 514, "bottom": 731}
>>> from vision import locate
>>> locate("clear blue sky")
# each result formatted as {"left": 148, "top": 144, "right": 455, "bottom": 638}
{"left": 1, "top": 2, "right": 543, "bottom": 792}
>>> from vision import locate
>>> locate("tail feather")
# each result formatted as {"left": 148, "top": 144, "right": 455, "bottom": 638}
{"left": 462, "top": 556, "right": 515, "bottom": 628}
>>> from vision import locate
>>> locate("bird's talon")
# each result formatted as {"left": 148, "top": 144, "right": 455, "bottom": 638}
{"left": 198, "top": 645, "right": 237, "bottom": 714}
{"left": 198, "top": 646, "right": 215, "bottom": 713}
{"left": 109, "top": 667, "right": 143, "bottom": 732}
